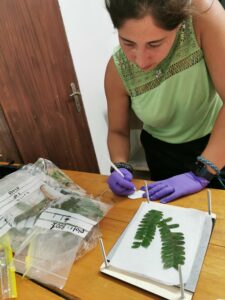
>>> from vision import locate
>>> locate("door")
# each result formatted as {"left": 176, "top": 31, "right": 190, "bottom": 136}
{"left": 0, "top": 0, "right": 99, "bottom": 172}
{"left": 220, "top": 0, "right": 225, "bottom": 8}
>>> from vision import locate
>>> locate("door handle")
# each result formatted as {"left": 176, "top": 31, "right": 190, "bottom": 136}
{"left": 70, "top": 82, "right": 81, "bottom": 113}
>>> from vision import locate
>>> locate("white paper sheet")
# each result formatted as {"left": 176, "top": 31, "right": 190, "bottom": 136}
{"left": 109, "top": 202, "right": 212, "bottom": 286}
{"left": 128, "top": 190, "right": 145, "bottom": 199}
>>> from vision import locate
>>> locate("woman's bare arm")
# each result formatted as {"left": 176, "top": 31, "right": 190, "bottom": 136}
{"left": 194, "top": 0, "right": 225, "bottom": 170}
{"left": 104, "top": 57, "right": 131, "bottom": 163}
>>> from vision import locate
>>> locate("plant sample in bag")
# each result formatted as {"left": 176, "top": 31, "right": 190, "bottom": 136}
{"left": 14, "top": 198, "right": 49, "bottom": 224}
{"left": 49, "top": 170, "right": 72, "bottom": 186}
{"left": 132, "top": 209, "right": 185, "bottom": 270}
{"left": 52, "top": 195, "right": 104, "bottom": 220}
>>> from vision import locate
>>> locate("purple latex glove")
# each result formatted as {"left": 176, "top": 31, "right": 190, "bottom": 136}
{"left": 141, "top": 171, "right": 209, "bottom": 203}
{"left": 107, "top": 168, "right": 136, "bottom": 196}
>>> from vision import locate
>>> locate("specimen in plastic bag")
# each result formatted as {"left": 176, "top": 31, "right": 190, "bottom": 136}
{"left": 52, "top": 196, "right": 104, "bottom": 219}
{"left": 14, "top": 198, "right": 49, "bottom": 224}
{"left": 132, "top": 209, "right": 185, "bottom": 270}
{"left": 49, "top": 170, "right": 72, "bottom": 186}
{"left": 0, "top": 158, "right": 112, "bottom": 289}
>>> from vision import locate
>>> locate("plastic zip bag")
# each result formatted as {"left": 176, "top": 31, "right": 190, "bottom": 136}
{"left": 0, "top": 158, "right": 112, "bottom": 288}
{"left": 14, "top": 185, "right": 111, "bottom": 287}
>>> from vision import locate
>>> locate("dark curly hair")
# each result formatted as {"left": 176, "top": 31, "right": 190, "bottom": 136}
{"left": 105, "top": 0, "right": 193, "bottom": 30}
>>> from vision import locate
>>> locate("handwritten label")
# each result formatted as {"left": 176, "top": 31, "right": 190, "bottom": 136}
{"left": 0, "top": 175, "right": 43, "bottom": 215}
{"left": 36, "top": 207, "right": 97, "bottom": 238}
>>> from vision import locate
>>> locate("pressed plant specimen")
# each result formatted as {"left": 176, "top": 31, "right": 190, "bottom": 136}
{"left": 132, "top": 209, "right": 185, "bottom": 270}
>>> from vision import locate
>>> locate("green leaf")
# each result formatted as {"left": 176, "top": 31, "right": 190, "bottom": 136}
{"left": 158, "top": 219, "right": 185, "bottom": 270}
{"left": 132, "top": 210, "right": 163, "bottom": 249}
{"left": 131, "top": 209, "right": 186, "bottom": 270}
{"left": 131, "top": 242, "right": 142, "bottom": 248}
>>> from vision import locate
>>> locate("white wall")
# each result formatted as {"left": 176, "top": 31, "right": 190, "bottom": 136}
{"left": 58, "top": 0, "right": 118, "bottom": 174}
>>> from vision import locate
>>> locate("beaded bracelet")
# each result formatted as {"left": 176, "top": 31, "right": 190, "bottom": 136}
{"left": 197, "top": 156, "right": 220, "bottom": 176}
{"left": 110, "top": 162, "right": 134, "bottom": 174}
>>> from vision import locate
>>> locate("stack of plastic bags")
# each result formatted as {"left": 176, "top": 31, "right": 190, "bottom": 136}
{"left": 0, "top": 158, "right": 112, "bottom": 292}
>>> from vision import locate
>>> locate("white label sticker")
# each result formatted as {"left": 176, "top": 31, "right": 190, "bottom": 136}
{"left": 36, "top": 207, "right": 97, "bottom": 238}
{"left": 0, "top": 176, "right": 43, "bottom": 215}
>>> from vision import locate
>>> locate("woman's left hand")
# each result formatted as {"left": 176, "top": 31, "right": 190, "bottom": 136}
{"left": 141, "top": 172, "right": 209, "bottom": 203}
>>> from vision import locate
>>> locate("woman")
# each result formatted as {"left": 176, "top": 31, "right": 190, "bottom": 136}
{"left": 105, "top": 0, "right": 225, "bottom": 203}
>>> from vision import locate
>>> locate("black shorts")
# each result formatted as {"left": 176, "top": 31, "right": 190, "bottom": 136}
{"left": 140, "top": 129, "right": 224, "bottom": 189}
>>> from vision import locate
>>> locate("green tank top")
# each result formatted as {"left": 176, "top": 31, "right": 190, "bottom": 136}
{"left": 113, "top": 17, "right": 222, "bottom": 143}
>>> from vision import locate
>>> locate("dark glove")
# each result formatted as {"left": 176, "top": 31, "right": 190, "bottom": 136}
{"left": 141, "top": 171, "right": 209, "bottom": 203}
{"left": 107, "top": 168, "right": 136, "bottom": 196}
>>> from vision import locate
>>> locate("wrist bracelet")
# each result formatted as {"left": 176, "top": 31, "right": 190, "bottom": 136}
{"left": 110, "top": 162, "right": 134, "bottom": 174}
{"left": 191, "top": 161, "right": 215, "bottom": 181}
{"left": 197, "top": 156, "right": 220, "bottom": 176}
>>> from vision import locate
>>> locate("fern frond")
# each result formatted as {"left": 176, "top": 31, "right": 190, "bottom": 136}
{"left": 132, "top": 210, "right": 163, "bottom": 249}
{"left": 158, "top": 219, "right": 185, "bottom": 270}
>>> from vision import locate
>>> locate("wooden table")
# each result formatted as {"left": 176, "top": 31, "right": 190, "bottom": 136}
{"left": 60, "top": 171, "right": 225, "bottom": 300}
{"left": 12, "top": 170, "right": 225, "bottom": 299}
{"left": 13, "top": 275, "right": 63, "bottom": 300}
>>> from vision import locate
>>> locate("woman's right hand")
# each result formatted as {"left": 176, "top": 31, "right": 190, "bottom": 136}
{"left": 107, "top": 168, "right": 136, "bottom": 196}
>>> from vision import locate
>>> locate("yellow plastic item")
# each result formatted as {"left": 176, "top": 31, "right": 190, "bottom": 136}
{"left": 0, "top": 235, "right": 17, "bottom": 299}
